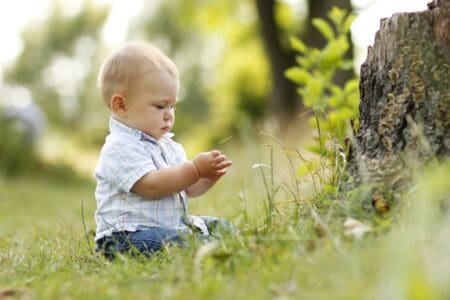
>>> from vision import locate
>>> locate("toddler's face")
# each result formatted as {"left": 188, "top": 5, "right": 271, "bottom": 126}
{"left": 124, "top": 70, "right": 179, "bottom": 140}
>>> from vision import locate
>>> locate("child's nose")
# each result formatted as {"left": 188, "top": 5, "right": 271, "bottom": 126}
{"left": 164, "top": 109, "right": 173, "bottom": 120}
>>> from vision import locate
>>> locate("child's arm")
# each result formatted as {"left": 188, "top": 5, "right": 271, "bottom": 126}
{"left": 185, "top": 178, "right": 219, "bottom": 198}
{"left": 186, "top": 153, "right": 232, "bottom": 198}
{"left": 132, "top": 150, "right": 225, "bottom": 199}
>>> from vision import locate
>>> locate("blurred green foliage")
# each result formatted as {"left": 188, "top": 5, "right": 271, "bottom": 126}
{"left": 4, "top": 1, "right": 110, "bottom": 146}
{"left": 285, "top": 6, "right": 359, "bottom": 146}
{"left": 1, "top": 0, "right": 297, "bottom": 174}
{"left": 284, "top": 7, "right": 359, "bottom": 195}
{"left": 2, "top": 1, "right": 330, "bottom": 158}
{"left": 0, "top": 112, "right": 37, "bottom": 174}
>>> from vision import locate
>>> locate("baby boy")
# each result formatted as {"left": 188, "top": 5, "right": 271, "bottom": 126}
{"left": 94, "top": 42, "right": 233, "bottom": 258}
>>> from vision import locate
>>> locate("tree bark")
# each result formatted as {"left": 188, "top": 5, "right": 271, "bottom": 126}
{"left": 349, "top": 1, "right": 450, "bottom": 189}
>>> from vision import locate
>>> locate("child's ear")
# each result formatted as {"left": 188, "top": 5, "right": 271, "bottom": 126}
{"left": 110, "top": 94, "right": 127, "bottom": 115}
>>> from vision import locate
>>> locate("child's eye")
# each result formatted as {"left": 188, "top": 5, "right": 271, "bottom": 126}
{"left": 155, "top": 105, "right": 165, "bottom": 110}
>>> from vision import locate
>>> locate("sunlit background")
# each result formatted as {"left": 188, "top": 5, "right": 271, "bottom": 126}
{"left": 0, "top": 0, "right": 430, "bottom": 176}
{"left": 0, "top": 0, "right": 429, "bottom": 71}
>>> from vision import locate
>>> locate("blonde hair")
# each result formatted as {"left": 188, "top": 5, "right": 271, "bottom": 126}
{"left": 98, "top": 42, "right": 179, "bottom": 108}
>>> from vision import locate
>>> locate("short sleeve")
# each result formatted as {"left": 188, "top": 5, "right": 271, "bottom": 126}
{"left": 171, "top": 141, "right": 187, "bottom": 163}
{"left": 101, "top": 141, "right": 156, "bottom": 193}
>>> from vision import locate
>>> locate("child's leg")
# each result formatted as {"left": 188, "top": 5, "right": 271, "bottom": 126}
{"left": 96, "top": 226, "right": 187, "bottom": 258}
{"left": 126, "top": 226, "right": 187, "bottom": 254}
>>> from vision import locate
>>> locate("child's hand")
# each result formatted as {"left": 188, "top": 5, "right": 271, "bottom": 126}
{"left": 210, "top": 151, "right": 232, "bottom": 181}
{"left": 193, "top": 150, "right": 232, "bottom": 180}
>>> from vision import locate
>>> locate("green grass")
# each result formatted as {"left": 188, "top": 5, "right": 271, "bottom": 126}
{"left": 0, "top": 140, "right": 449, "bottom": 300}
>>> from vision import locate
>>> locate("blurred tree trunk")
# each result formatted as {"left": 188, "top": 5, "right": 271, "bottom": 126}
{"left": 255, "top": 0, "right": 301, "bottom": 119}
{"left": 304, "top": 0, "right": 354, "bottom": 86}
{"left": 255, "top": 0, "right": 354, "bottom": 120}
{"left": 348, "top": 1, "right": 450, "bottom": 190}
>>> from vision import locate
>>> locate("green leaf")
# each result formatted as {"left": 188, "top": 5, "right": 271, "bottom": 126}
{"left": 330, "top": 84, "right": 343, "bottom": 97}
{"left": 335, "top": 36, "right": 349, "bottom": 53}
{"left": 341, "top": 59, "right": 354, "bottom": 70}
{"left": 319, "top": 42, "right": 343, "bottom": 70}
{"left": 344, "top": 79, "right": 359, "bottom": 94}
{"left": 289, "top": 36, "right": 307, "bottom": 54}
{"left": 285, "top": 67, "right": 310, "bottom": 85}
{"left": 343, "top": 14, "right": 356, "bottom": 33}
{"left": 309, "top": 77, "right": 324, "bottom": 98}
{"left": 328, "top": 6, "right": 346, "bottom": 28}
{"left": 296, "top": 56, "right": 313, "bottom": 69}
{"left": 297, "top": 164, "right": 312, "bottom": 177}
{"left": 329, "top": 96, "right": 339, "bottom": 108}
{"left": 312, "top": 18, "right": 335, "bottom": 41}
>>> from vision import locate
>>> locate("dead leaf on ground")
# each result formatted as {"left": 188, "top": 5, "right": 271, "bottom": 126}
{"left": 0, "top": 287, "right": 33, "bottom": 300}
{"left": 343, "top": 217, "right": 372, "bottom": 240}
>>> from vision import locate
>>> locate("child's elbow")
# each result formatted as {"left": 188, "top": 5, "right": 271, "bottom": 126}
{"left": 132, "top": 184, "right": 157, "bottom": 199}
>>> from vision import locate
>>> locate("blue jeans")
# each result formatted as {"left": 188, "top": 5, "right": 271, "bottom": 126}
{"left": 96, "top": 216, "right": 236, "bottom": 259}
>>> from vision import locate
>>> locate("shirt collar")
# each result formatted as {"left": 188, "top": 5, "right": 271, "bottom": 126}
{"left": 109, "top": 116, "right": 174, "bottom": 143}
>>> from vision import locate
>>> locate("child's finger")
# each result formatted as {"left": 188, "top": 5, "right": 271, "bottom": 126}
{"left": 216, "top": 168, "right": 227, "bottom": 174}
{"left": 210, "top": 150, "right": 222, "bottom": 157}
{"left": 214, "top": 154, "right": 226, "bottom": 163}
{"left": 215, "top": 160, "right": 232, "bottom": 170}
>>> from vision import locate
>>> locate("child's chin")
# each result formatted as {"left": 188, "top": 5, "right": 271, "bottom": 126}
{"left": 155, "top": 133, "right": 166, "bottom": 139}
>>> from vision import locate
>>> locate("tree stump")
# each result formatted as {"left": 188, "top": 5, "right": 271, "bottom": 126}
{"left": 349, "top": 1, "right": 449, "bottom": 190}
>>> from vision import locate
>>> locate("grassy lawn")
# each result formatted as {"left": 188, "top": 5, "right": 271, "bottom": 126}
{"left": 0, "top": 141, "right": 449, "bottom": 299}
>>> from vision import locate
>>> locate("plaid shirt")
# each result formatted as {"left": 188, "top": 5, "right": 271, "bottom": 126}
{"left": 93, "top": 117, "right": 189, "bottom": 241}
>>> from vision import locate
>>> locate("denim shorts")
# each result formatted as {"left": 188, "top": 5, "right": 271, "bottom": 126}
{"left": 95, "top": 216, "right": 236, "bottom": 259}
